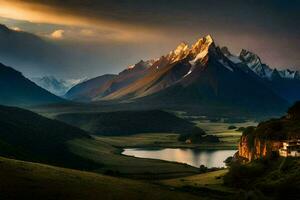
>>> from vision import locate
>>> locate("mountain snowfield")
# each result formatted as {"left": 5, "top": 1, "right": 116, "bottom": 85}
{"left": 221, "top": 46, "right": 299, "bottom": 80}
{"left": 31, "top": 76, "right": 86, "bottom": 96}
{"left": 238, "top": 49, "right": 299, "bottom": 80}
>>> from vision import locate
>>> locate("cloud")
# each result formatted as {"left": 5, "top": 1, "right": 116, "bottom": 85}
{"left": 0, "top": 24, "right": 170, "bottom": 79}
{"left": 50, "top": 29, "right": 64, "bottom": 39}
{"left": 0, "top": 0, "right": 168, "bottom": 43}
{"left": 11, "top": 26, "right": 21, "bottom": 31}
{"left": 80, "top": 29, "right": 95, "bottom": 37}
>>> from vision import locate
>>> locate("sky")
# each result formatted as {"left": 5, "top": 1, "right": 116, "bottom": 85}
{"left": 0, "top": 0, "right": 299, "bottom": 79}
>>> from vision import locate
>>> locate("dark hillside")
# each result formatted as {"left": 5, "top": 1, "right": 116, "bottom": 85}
{"left": 0, "top": 63, "right": 65, "bottom": 106}
{"left": 56, "top": 110, "right": 197, "bottom": 136}
{"left": 0, "top": 105, "right": 97, "bottom": 169}
{"left": 242, "top": 101, "right": 300, "bottom": 141}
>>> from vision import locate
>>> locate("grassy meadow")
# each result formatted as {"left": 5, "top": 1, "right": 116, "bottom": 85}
{"left": 160, "top": 169, "right": 233, "bottom": 192}
{"left": 194, "top": 120, "right": 257, "bottom": 146}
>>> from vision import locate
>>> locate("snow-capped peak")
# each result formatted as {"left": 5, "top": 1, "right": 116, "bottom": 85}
{"left": 127, "top": 65, "right": 135, "bottom": 69}
{"left": 166, "top": 35, "right": 216, "bottom": 65}
{"left": 220, "top": 47, "right": 242, "bottom": 64}
{"left": 174, "top": 42, "right": 189, "bottom": 55}
{"left": 238, "top": 49, "right": 300, "bottom": 81}
{"left": 189, "top": 35, "right": 214, "bottom": 66}
{"left": 278, "top": 69, "right": 300, "bottom": 80}
{"left": 191, "top": 35, "right": 214, "bottom": 55}
{"left": 239, "top": 49, "right": 262, "bottom": 67}
{"left": 239, "top": 49, "right": 273, "bottom": 78}
{"left": 127, "top": 59, "right": 155, "bottom": 70}
{"left": 167, "top": 42, "right": 190, "bottom": 62}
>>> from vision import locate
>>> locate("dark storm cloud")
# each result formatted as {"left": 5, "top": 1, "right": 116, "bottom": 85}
{"left": 12, "top": 0, "right": 299, "bottom": 32}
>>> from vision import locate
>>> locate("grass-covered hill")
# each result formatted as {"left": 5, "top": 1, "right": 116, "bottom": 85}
{"left": 0, "top": 105, "right": 98, "bottom": 169}
{"left": 0, "top": 156, "right": 201, "bottom": 200}
{"left": 55, "top": 110, "right": 198, "bottom": 136}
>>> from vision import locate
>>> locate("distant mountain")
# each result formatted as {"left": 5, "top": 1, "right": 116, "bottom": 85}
{"left": 31, "top": 76, "right": 86, "bottom": 96}
{"left": 0, "top": 63, "right": 65, "bottom": 106}
{"left": 238, "top": 49, "right": 300, "bottom": 80}
{"left": 0, "top": 105, "right": 96, "bottom": 169}
{"left": 225, "top": 49, "right": 300, "bottom": 103}
{"left": 65, "top": 35, "right": 295, "bottom": 117}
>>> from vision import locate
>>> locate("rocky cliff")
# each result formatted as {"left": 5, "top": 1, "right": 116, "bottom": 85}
{"left": 237, "top": 102, "right": 300, "bottom": 161}
{"left": 238, "top": 135, "right": 282, "bottom": 161}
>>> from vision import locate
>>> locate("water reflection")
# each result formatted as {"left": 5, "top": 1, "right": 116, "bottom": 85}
{"left": 122, "top": 148, "right": 236, "bottom": 168}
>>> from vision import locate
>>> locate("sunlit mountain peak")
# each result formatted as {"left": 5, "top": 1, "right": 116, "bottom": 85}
{"left": 167, "top": 42, "right": 190, "bottom": 62}
{"left": 191, "top": 35, "right": 214, "bottom": 55}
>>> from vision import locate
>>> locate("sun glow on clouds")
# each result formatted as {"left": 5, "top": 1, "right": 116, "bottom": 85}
{"left": 51, "top": 29, "right": 64, "bottom": 39}
{"left": 11, "top": 26, "right": 21, "bottom": 31}
{"left": 0, "top": 0, "right": 166, "bottom": 43}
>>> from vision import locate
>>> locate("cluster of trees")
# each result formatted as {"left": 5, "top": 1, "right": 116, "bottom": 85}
{"left": 178, "top": 127, "right": 220, "bottom": 143}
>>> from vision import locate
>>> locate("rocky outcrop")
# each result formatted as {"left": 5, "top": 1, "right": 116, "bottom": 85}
{"left": 238, "top": 135, "right": 283, "bottom": 161}
{"left": 238, "top": 102, "right": 300, "bottom": 162}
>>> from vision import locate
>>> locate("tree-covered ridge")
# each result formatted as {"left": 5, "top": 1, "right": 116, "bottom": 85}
{"left": 242, "top": 101, "right": 300, "bottom": 140}
{"left": 56, "top": 110, "right": 197, "bottom": 136}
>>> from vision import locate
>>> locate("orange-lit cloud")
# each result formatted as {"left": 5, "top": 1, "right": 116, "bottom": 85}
{"left": 11, "top": 26, "right": 21, "bottom": 31}
{"left": 0, "top": 0, "right": 166, "bottom": 42}
{"left": 50, "top": 29, "right": 64, "bottom": 39}
{"left": 0, "top": 0, "right": 102, "bottom": 26}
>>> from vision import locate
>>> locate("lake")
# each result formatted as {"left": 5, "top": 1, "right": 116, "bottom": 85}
{"left": 122, "top": 148, "right": 236, "bottom": 168}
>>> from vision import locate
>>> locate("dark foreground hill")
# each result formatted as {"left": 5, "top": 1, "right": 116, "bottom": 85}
{"left": 55, "top": 110, "right": 197, "bottom": 136}
{"left": 224, "top": 157, "right": 300, "bottom": 199}
{"left": 0, "top": 62, "right": 65, "bottom": 106}
{"left": 0, "top": 105, "right": 97, "bottom": 169}
{"left": 0, "top": 156, "right": 201, "bottom": 200}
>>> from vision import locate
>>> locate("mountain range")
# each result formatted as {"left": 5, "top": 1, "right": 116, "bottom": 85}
{"left": 222, "top": 47, "right": 300, "bottom": 103}
{"left": 65, "top": 35, "right": 298, "bottom": 116}
{"left": 1, "top": 34, "right": 299, "bottom": 117}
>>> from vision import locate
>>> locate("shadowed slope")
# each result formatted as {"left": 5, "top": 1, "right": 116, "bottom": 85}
{"left": 0, "top": 63, "right": 65, "bottom": 106}
{"left": 0, "top": 105, "right": 97, "bottom": 169}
